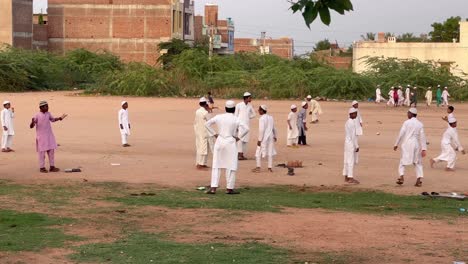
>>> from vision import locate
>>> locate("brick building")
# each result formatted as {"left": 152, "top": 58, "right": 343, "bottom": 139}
{"left": 0, "top": 0, "right": 33, "bottom": 49}
{"left": 234, "top": 37, "right": 294, "bottom": 59}
{"left": 194, "top": 3, "right": 234, "bottom": 55}
{"left": 45, "top": 0, "right": 194, "bottom": 65}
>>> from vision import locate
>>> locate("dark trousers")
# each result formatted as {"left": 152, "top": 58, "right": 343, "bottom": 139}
{"left": 298, "top": 127, "right": 307, "bottom": 145}
{"left": 410, "top": 99, "right": 417, "bottom": 107}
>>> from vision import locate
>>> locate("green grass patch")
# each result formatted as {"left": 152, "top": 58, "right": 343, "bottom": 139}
{"left": 0, "top": 180, "right": 24, "bottom": 196}
{"left": 0, "top": 210, "right": 78, "bottom": 252}
{"left": 108, "top": 186, "right": 468, "bottom": 217}
{"left": 70, "top": 232, "right": 287, "bottom": 264}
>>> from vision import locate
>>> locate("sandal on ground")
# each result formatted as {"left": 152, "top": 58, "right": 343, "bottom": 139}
{"left": 251, "top": 168, "right": 261, "bottom": 173}
{"left": 49, "top": 167, "right": 60, "bottom": 172}
{"left": 396, "top": 177, "right": 404, "bottom": 185}
{"left": 226, "top": 189, "right": 240, "bottom": 195}
{"left": 346, "top": 178, "right": 360, "bottom": 184}
{"left": 40, "top": 168, "right": 48, "bottom": 173}
{"left": 414, "top": 179, "right": 422, "bottom": 187}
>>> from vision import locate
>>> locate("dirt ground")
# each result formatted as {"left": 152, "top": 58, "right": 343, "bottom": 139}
{"left": 0, "top": 92, "right": 467, "bottom": 263}
{"left": 0, "top": 91, "right": 467, "bottom": 194}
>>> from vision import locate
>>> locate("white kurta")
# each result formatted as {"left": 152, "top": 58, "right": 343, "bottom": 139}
{"left": 376, "top": 88, "right": 383, "bottom": 102}
{"left": 425, "top": 91, "right": 433, "bottom": 105}
{"left": 1, "top": 109, "right": 15, "bottom": 136}
{"left": 205, "top": 113, "right": 248, "bottom": 171}
{"left": 387, "top": 90, "right": 395, "bottom": 106}
{"left": 395, "top": 117, "right": 427, "bottom": 166}
{"left": 397, "top": 90, "right": 404, "bottom": 105}
{"left": 118, "top": 109, "right": 130, "bottom": 135}
{"left": 287, "top": 112, "right": 299, "bottom": 142}
{"left": 234, "top": 102, "right": 255, "bottom": 142}
{"left": 355, "top": 110, "right": 363, "bottom": 136}
{"left": 309, "top": 100, "right": 323, "bottom": 122}
{"left": 194, "top": 107, "right": 210, "bottom": 159}
{"left": 405, "top": 88, "right": 411, "bottom": 106}
{"left": 434, "top": 126, "right": 464, "bottom": 168}
{"left": 442, "top": 90, "right": 450, "bottom": 105}
{"left": 343, "top": 118, "right": 359, "bottom": 177}
{"left": 256, "top": 114, "right": 277, "bottom": 158}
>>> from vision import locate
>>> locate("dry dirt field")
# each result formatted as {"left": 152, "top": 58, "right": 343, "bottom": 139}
{"left": 0, "top": 91, "right": 467, "bottom": 264}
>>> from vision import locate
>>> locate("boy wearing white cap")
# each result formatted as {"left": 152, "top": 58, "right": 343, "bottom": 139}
{"left": 430, "top": 117, "right": 465, "bottom": 171}
{"left": 1, "top": 101, "right": 15, "bottom": 152}
{"left": 194, "top": 97, "right": 212, "bottom": 169}
{"left": 351, "top": 101, "right": 363, "bottom": 136}
{"left": 287, "top": 105, "right": 299, "bottom": 147}
{"left": 394, "top": 108, "right": 427, "bottom": 187}
{"left": 425, "top": 87, "right": 433, "bottom": 106}
{"left": 375, "top": 85, "right": 384, "bottom": 103}
{"left": 252, "top": 105, "right": 277, "bottom": 173}
{"left": 441, "top": 87, "right": 450, "bottom": 106}
{"left": 119, "top": 101, "right": 131, "bottom": 147}
{"left": 297, "top": 101, "right": 308, "bottom": 145}
{"left": 404, "top": 85, "right": 411, "bottom": 106}
{"left": 205, "top": 100, "right": 249, "bottom": 195}
{"left": 235, "top": 92, "right": 256, "bottom": 160}
{"left": 343, "top": 108, "right": 360, "bottom": 184}
{"left": 306, "top": 95, "right": 323, "bottom": 123}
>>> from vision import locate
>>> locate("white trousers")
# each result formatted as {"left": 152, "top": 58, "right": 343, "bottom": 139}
{"left": 1, "top": 135, "right": 13, "bottom": 149}
{"left": 343, "top": 152, "right": 358, "bottom": 178}
{"left": 121, "top": 134, "right": 128, "bottom": 145}
{"left": 287, "top": 137, "right": 298, "bottom": 146}
{"left": 211, "top": 168, "right": 236, "bottom": 189}
{"left": 399, "top": 161, "right": 424, "bottom": 178}
{"left": 433, "top": 145, "right": 456, "bottom": 169}
{"left": 196, "top": 154, "right": 208, "bottom": 166}
{"left": 237, "top": 141, "right": 248, "bottom": 154}
{"left": 442, "top": 98, "right": 449, "bottom": 106}
{"left": 256, "top": 154, "right": 273, "bottom": 168}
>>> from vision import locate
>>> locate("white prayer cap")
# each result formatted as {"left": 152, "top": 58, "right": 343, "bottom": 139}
{"left": 428, "top": 86, "right": 432, "bottom": 89}
{"left": 391, "top": 86, "right": 394, "bottom": 89}
{"left": 444, "top": 86, "right": 448, "bottom": 89}
{"left": 351, "top": 100, "right": 358, "bottom": 106}
{"left": 409, "top": 108, "right": 418, "bottom": 115}
{"left": 448, "top": 117, "right": 457, "bottom": 124}
{"left": 437, "top": 84, "right": 441, "bottom": 87}
{"left": 3, "top": 101, "right": 10, "bottom": 105}
{"left": 306, "top": 95, "right": 312, "bottom": 99}
{"left": 225, "top": 100, "right": 235, "bottom": 108}
{"left": 121, "top": 101, "right": 127, "bottom": 106}
{"left": 348, "top": 108, "right": 358, "bottom": 114}
{"left": 301, "top": 101, "right": 307, "bottom": 107}
{"left": 39, "top": 100, "right": 48, "bottom": 107}
{"left": 407, "top": 84, "right": 411, "bottom": 87}
{"left": 290, "top": 104, "right": 297, "bottom": 110}
{"left": 199, "top": 97, "right": 207, "bottom": 103}
{"left": 260, "top": 105, "right": 268, "bottom": 111}
{"left": 243, "top": 92, "right": 251, "bottom": 97}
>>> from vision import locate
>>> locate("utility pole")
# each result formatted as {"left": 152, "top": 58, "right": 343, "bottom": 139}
{"left": 260, "top": 31, "right": 266, "bottom": 54}
{"left": 209, "top": 25, "right": 214, "bottom": 60}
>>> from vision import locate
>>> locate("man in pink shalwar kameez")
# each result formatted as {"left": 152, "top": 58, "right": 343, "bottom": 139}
{"left": 30, "top": 101, "right": 67, "bottom": 173}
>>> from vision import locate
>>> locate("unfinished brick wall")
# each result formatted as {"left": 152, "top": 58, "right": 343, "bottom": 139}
{"left": 33, "top": 24, "right": 48, "bottom": 50}
{"left": 47, "top": 0, "right": 173, "bottom": 65}
{"left": 235, "top": 38, "right": 294, "bottom": 59}
{"left": 0, "top": 0, "right": 33, "bottom": 48}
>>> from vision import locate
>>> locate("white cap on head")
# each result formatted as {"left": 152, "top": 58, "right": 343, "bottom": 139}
{"left": 39, "top": 100, "right": 48, "bottom": 107}
{"left": 260, "top": 105, "right": 268, "bottom": 111}
{"left": 409, "top": 108, "right": 418, "bottom": 115}
{"left": 391, "top": 86, "right": 394, "bottom": 89}
{"left": 301, "top": 101, "right": 307, "bottom": 107}
{"left": 290, "top": 104, "right": 297, "bottom": 110}
{"left": 444, "top": 87, "right": 448, "bottom": 89}
{"left": 348, "top": 108, "right": 358, "bottom": 114}
{"left": 448, "top": 117, "right": 457, "bottom": 124}
{"left": 121, "top": 101, "right": 127, "bottom": 106}
{"left": 437, "top": 85, "right": 441, "bottom": 87}
{"left": 306, "top": 95, "right": 312, "bottom": 99}
{"left": 225, "top": 100, "right": 235, "bottom": 108}
{"left": 407, "top": 84, "right": 411, "bottom": 87}
{"left": 3, "top": 101, "right": 10, "bottom": 105}
{"left": 243, "top": 92, "right": 251, "bottom": 97}
{"left": 351, "top": 100, "right": 358, "bottom": 106}
{"left": 199, "top": 97, "right": 207, "bottom": 103}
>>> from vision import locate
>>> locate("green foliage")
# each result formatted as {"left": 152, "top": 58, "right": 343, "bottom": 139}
{"left": 290, "top": 0, "right": 354, "bottom": 27}
{"left": 0, "top": 210, "right": 77, "bottom": 252}
{"left": 397, "top": 33, "right": 426, "bottom": 43}
{"left": 360, "top": 32, "right": 375, "bottom": 41}
{"left": 157, "top": 39, "right": 191, "bottom": 68}
{"left": 314, "top": 38, "right": 331, "bottom": 51}
{"left": 108, "top": 186, "right": 467, "bottom": 217}
{"left": 71, "top": 232, "right": 288, "bottom": 263}
{"left": 430, "top": 16, "right": 463, "bottom": 42}
{"left": 363, "top": 57, "right": 468, "bottom": 100}
{"left": 38, "top": 13, "right": 45, "bottom": 25}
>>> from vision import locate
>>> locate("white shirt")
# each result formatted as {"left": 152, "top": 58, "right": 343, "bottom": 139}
{"left": 194, "top": 107, "right": 209, "bottom": 139}
{"left": 118, "top": 109, "right": 130, "bottom": 135}
{"left": 441, "top": 126, "right": 463, "bottom": 151}
{"left": 395, "top": 117, "right": 427, "bottom": 165}
{"left": 442, "top": 90, "right": 450, "bottom": 99}
{"left": 1, "top": 108, "right": 14, "bottom": 136}
{"left": 234, "top": 102, "right": 256, "bottom": 142}
{"left": 287, "top": 112, "right": 299, "bottom": 139}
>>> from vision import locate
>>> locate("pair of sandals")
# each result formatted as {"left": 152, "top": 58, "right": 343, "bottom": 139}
{"left": 396, "top": 177, "right": 422, "bottom": 187}
{"left": 251, "top": 168, "right": 273, "bottom": 173}
{"left": 206, "top": 189, "right": 240, "bottom": 195}
{"left": 40, "top": 167, "right": 60, "bottom": 173}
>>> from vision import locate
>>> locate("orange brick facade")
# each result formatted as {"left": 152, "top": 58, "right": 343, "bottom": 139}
{"left": 234, "top": 38, "right": 294, "bottom": 60}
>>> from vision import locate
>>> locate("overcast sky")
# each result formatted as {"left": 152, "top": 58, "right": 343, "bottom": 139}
{"left": 34, "top": 0, "right": 468, "bottom": 54}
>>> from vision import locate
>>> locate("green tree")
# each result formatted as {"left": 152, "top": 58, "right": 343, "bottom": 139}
{"left": 360, "top": 32, "right": 375, "bottom": 41}
{"left": 396, "top": 33, "right": 426, "bottom": 42}
{"left": 429, "top": 16, "right": 462, "bottom": 42}
{"left": 157, "top": 39, "right": 191, "bottom": 69}
{"left": 314, "top": 39, "right": 331, "bottom": 51}
{"left": 290, "top": 0, "right": 354, "bottom": 27}
{"left": 38, "top": 13, "right": 44, "bottom": 25}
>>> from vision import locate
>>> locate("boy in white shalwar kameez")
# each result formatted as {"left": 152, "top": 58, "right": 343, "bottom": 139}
{"left": 375, "top": 85, "right": 385, "bottom": 103}
{"left": 205, "top": 100, "right": 249, "bottom": 195}
{"left": 351, "top": 101, "right": 363, "bottom": 136}
{"left": 343, "top": 108, "right": 360, "bottom": 184}
{"left": 430, "top": 117, "right": 465, "bottom": 171}
{"left": 306, "top": 95, "right": 323, "bottom": 123}
{"left": 441, "top": 87, "right": 450, "bottom": 106}
{"left": 235, "top": 92, "right": 256, "bottom": 160}
{"left": 394, "top": 108, "right": 427, "bottom": 187}
{"left": 118, "top": 101, "right": 131, "bottom": 147}
{"left": 1, "top": 101, "right": 15, "bottom": 152}
{"left": 194, "top": 97, "right": 212, "bottom": 169}
{"left": 252, "top": 105, "right": 277, "bottom": 173}
{"left": 287, "top": 105, "right": 299, "bottom": 147}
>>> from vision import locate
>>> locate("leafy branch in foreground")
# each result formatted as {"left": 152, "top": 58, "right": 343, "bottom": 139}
{"left": 290, "top": 0, "right": 354, "bottom": 27}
